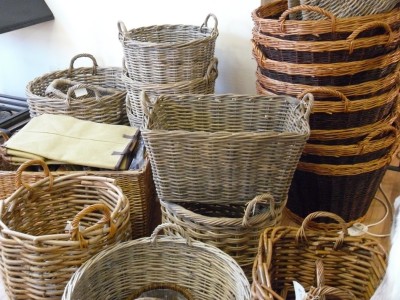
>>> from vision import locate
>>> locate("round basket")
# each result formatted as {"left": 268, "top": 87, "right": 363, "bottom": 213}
{"left": 26, "top": 53, "right": 128, "bottom": 125}
{"left": 118, "top": 14, "right": 218, "bottom": 84}
{"left": 0, "top": 160, "right": 131, "bottom": 300}
{"left": 124, "top": 57, "right": 218, "bottom": 128}
{"left": 62, "top": 224, "right": 251, "bottom": 300}
{"left": 251, "top": 212, "right": 387, "bottom": 299}
{"left": 160, "top": 194, "right": 281, "bottom": 280}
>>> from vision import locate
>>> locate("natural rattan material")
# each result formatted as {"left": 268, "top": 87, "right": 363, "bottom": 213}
{"left": 160, "top": 194, "right": 282, "bottom": 280}
{"left": 0, "top": 160, "right": 131, "bottom": 300}
{"left": 124, "top": 58, "right": 218, "bottom": 128}
{"left": 118, "top": 14, "right": 218, "bottom": 84}
{"left": 0, "top": 158, "right": 156, "bottom": 239}
{"left": 141, "top": 92, "right": 312, "bottom": 205}
{"left": 251, "top": 212, "right": 387, "bottom": 299}
{"left": 26, "top": 53, "right": 128, "bottom": 125}
{"left": 62, "top": 223, "right": 251, "bottom": 299}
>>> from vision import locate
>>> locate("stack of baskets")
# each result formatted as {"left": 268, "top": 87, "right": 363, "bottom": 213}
{"left": 118, "top": 14, "right": 219, "bottom": 128}
{"left": 140, "top": 91, "right": 313, "bottom": 279}
{"left": 251, "top": 1, "right": 400, "bottom": 222}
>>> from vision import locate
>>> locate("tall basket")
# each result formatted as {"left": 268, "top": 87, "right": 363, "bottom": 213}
{"left": 0, "top": 161, "right": 131, "bottom": 299}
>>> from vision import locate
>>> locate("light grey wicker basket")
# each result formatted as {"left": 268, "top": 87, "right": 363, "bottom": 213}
{"left": 141, "top": 92, "right": 313, "bottom": 205}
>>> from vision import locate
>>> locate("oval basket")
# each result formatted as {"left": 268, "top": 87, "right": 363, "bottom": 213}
{"left": 0, "top": 160, "right": 131, "bottom": 300}
{"left": 160, "top": 194, "right": 282, "bottom": 280}
{"left": 118, "top": 14, "right": 218, "bottom": 84}
{"left": 26, "top": 53, "right": 128, "bottom": 125}
{"left": 62, "top": 223, "right": 251, "bottom": 300}
{"left": 251, "top": 212, "right": 387, "bottom": 299}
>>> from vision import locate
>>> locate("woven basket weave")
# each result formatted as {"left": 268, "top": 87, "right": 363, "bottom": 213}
{"left": 251, "top": 212, "right": 387, "bottom": 299}
{"left": 160, "top": 193, "right": 282, "bottom": 280}
{"left": 141, "top": 92, "right": 312, "bottom": 205}
{"left": 124, "top": 57, "right": 218, "bottom": 128}
{"left": 0, "top": 161, "right": 131, "bottom": 300}
{"left": 62, "top": 223, "right": 251, "bottom": 300}
{"left": 0, "top": 158, "right": 156, "bottom": 239}
{"left": 26, "top": 53, "right": 128, "bottom": 125}
{"left": 118, "top": 14, "right": 218, "bottom": 84}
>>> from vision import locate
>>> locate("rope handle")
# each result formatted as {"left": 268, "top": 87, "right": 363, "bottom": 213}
{"left": 347, "top": 21, "right": 394, "bottom": 54}
{"left": 15, "top": 159, "right": 53, "bottom": 191}
{"left": 296, "top": 211, "right": 348, "bottom": 250}
{"left": 66, "top": 83, "right": 102, "bottom": 104}
{"left": 298, "top": 87, "right": 350, "bottom": 112}
{"left": 68, "top": 53, "right": 98, "bottom": 76}
{"left": 242, "top": 193, "right": 276, "bottom": 227}
{"left": 70, "top": 203, "right": 116, "bottom": 248}
{"left": 200, "top": 13, "right": 218, "bottom": 34}
{"left": 298, "top": 92, "right": 314, "bottom": 120}
{"left": 279, "top": 5, "right": 336, "bottom": 33}
{"left": 150, "top": 223, "right": 193, "bottom": 246}
{"left": 117, "top": 20, "right": 128, "bottom": 35}
{"left": 358, "top": 125, "right": 398, "bottom": 154}
{"left": 127, "top": 283, "right": 193, "bottom": 300}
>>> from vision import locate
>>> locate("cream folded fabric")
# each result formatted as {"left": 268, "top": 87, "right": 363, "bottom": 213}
{"left": 3, "top": 114, "right": 138, "bottom": 170}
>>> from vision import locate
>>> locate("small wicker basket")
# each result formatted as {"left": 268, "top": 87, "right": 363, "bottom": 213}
{"left": 0, "top": 160, "right": 131, "bottom": 300}
{"left": 141, "top": 92, "right": 312, "bottom": 205}
{"left": 62, "top": 223, "right": 251, "bottom": 300}
{"left": 251, "top": 212, "right": 387, "bottom": 299}
{"left": 26, "top": 53, "right": 128, "bottom": 125}
{"left": 118, "top": 13, "right": 218, "bottom": 84}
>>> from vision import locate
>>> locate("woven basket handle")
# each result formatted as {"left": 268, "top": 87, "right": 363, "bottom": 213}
{"left": 298, "top": 92, "right": 314, "bottom": 120}
{"left": 358, "top": 125, "right": 398, "bottom": 154}
{"left": 70, "top": 203, "right": 116, "bottom": 248}
{"left": 296, "top": 211, "right": 348, "bottom": 250}
{"left": 117, "top": 20, "right": 128, "bottom": 35}
{"left": 201, "top": 13, "right": 218, "bottom": 34}
{"left": 68, "top": 53, "right": 98, "bottom": 76}
{"left": 150, "top": 223, "right": 193, "bottom": 246}
{"left": 15, "top": 159, "right": 53, "bottom": 191}
{"left": 347, "top": 21, "right": 394, "bottom": 54}
{"left": 279, "top": 5, "right": 336, "bottom": 33}
{"left": 205, "top": 57, "right": 219, "bottom": 80}
{"left": 242, "top": 193, "right": 276, "bottom": 227}
{"left": 298, "top": 87, "right": 350, "bottom": 113}
{"left": 66, "top": 83, "right": 102, "bottom": 105}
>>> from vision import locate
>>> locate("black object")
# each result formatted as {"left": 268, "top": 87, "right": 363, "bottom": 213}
{"left": 0, "top": 0, "right": 54, "bottom": 34}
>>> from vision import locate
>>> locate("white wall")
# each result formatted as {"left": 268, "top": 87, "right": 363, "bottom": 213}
{"left": 0, "top": 0, "right": 260, "bottom": 97}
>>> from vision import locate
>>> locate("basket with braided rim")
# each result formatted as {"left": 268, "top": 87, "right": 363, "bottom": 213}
{"left": 118, "top": 14, "right": 218, "bottom": 84}
{"left": 251, "top": 212, "right": 387, "bottom": 299}
{"left": 62, "top": 223, "right": 251, "bottom": 300}
{"left": 26, "top": 53, "right": 128, "bottom": 125}
{"left": 0, "top": 160, "right": 131, "bottom": 300}
{"left": 160, "top": 193, "right": 281, "bottom": 280}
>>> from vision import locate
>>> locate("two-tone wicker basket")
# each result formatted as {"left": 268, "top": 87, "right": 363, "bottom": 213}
{"left": 0, "top": 161, "right": 131, "bottom": 299}
{"left": 62, "top": 223, "right": 251, "bottom": 299}
{"left": 251, "top": 212, "right": 387, "bottom": 299}
{"left": 141, "top": 92, "right": 312, "bottom": 206}
{"left": 26, "top": 53, "right": 128, "bottom": 125}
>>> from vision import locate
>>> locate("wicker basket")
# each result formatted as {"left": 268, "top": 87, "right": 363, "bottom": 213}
{"left": 0, "top": 159, "right": 156, "bottom": 239}
{"left": 124, "top": 57, "right": 218, "bottom": 128}
{"left": 0, "top": 161, "right": 131, "bottom": 300}
{"left": 141, "top": 92, "right": 312, "bottom": 205}
{"left": 287, "top": 143, "right": 398, "bottom": 222}
{"left": 251, "top": 211, "right": 387, "bottom": 299}
{"left": 62, "top": 223, "right": 251, "bottom": 300}
{"left": 26, "top": 53, "right": 128, "bottom": 125}
{"left": 118, "top": 13, "right": 218, "bottom": 84}
{"left": 160, "top": 193, "right": 281, "bottom": 280}
{"left": 252, "top": 1, "right": 400, "bottom": 41}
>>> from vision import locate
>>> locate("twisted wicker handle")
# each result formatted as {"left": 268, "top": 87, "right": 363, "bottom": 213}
{"left": 296, "top": 211, "right": 348, "bottom": 250}
{"left": 117, "top": 20, "right": 128, "bottom": 35}
{"left": 347, "top": 21, "right": 394, "bottom": 54}
{"left": 127, "top": 283, "right": 193, "bottom": 300}
{"left": 242, "top": 193, "right": 276, "bottom": 227}
{"left": 298, "top": 87, "right": 350, "bottom": 113}
{"left": 201, "top": 13, "right": 218, "bottom": 34}
{"left": 205, "top": 57, "right": 219, "bottom": 81}
{"left": 150, "top": 223, "right": 193, "bottom": 246}
{"left": 358, "top": 125, "right": 398, "bottom": 154}
{"left": 298, "top": 92, "right": 314, "bottom": 120}
{"left": 15, "top": 159, "right": 53, "bottom": 191}
{"left": 66, "top": 83, "right": 102, "bottom": 105}
{"left": 70, "top": 203, "right": 116, "bottom": 248}
{"left": 68, "top": 53, "right": 98, "bottom": 76}
{"left": 279, "top": 5, "right": 336, "bottom": 33}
